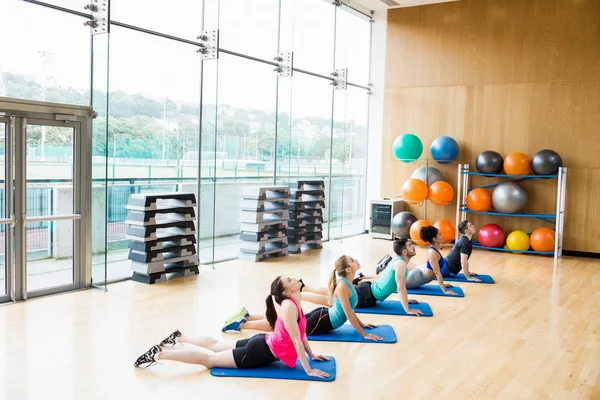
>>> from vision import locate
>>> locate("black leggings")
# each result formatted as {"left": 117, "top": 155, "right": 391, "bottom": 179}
{"left": 305, "top": 307, "right": 335, "bottom": 336}
{"left": 233, "top": 334, "right": 277, "bottom": 369}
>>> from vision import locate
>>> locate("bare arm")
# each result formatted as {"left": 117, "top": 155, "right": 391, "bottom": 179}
{"left": 428, "top": 250, "right": 454, "bottom": 294}
{"left": 280, "top": 301, "right": 328, "bottom": 377}
{"left": 394, "top": 262, "right": 423, "bottom": 315}
{"left": 461, "top": 254, "right": 480, "bottom": 282}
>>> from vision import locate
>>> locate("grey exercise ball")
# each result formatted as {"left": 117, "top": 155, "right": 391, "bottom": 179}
{"left": 476, "top": 150, "right": 504, "bottom": 174}
{"left": 531, "top": 149, "right": 562, "bottom": 175}
{"left": 492, "top": 182, "right": 528, "bottom": 214}
{"left": 410, "top": 166, "right": 443, "bottom": 187}
{"left": 391, "top": 211, "right": 418, "bottom": 238}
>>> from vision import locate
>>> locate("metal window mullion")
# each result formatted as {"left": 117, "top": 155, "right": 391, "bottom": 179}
{"left": 6, "top": 117, "right": 15, "bottom": 301}
{"left": 15, "top": 118, "right": 27, "bottom": 300}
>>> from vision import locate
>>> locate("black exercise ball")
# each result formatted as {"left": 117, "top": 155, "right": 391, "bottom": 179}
{"left": 531, "top": 149, "right": 562, "bottom": 175}
{"left": 476, "top": 150, "right": 504, "bottom": 174}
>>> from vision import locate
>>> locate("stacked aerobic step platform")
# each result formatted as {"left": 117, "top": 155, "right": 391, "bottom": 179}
{"left": 239, "top": 186, "right": 290, "bottom": 262}
{"left": 287, "top": 180, "right": 325, "bottom": 254}
{"left": 125, "top": 192, "right": 199, "bottom": 284}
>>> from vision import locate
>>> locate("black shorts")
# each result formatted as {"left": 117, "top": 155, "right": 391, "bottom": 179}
{"left": 305, "top": 307, "right": 334, "bottom": 336}
{"left": 355, "top": 281, "right": 378, "bottom": 308}
{"left": 233, "top": 334, "right": 277, "bottom": 369}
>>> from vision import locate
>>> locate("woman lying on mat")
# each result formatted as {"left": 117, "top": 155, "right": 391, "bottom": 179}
{"left": 134, "top": 276, "right": 330, "bottom": 378}
{"left": 418, "top": 226, "right": 458, "bottom": 295}
{"left": 223, "top": 255, "right": 383, "bottom": 341}
{"left": 352, "top": 237, "right": 424, "bottom": 315}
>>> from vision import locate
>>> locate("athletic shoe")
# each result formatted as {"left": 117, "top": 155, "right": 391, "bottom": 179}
{"left": 376, "top": 254, "right": 393, "bottom": 275}
{"left": 134, "top": 345, "right": 162, "bottom": 368}
{"left": 224, "top": 307, "right": 249, "bottom": 324}
{"left": 222, "top": 317, "right": 247, "bottom": 332}
{"left": 159, "top": 329, "right": 182, "bottom": 347}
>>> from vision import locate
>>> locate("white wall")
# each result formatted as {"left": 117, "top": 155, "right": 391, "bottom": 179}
{"left": 364, "top": 9, "right": 387, "bottom": 230}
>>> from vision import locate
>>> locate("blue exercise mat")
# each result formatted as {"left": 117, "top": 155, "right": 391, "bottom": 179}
{"left": 395, "top": 285, "right": 465, "bottom": 297}
{"left": 355, "top": 301, "right": 433, "bottom": 317}
{"left": 210, "top": 357, "right": 336, "bottom": 382}
{"left": 308, "top": 324, "right": 396, "bottom": 343}
{"left": 435, "top": 273, "right": 495, "bottom": 284}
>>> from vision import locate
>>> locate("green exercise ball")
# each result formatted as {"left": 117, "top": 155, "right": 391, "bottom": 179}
{"left": 393, "top": 133, "right": 423, "bottom": 163}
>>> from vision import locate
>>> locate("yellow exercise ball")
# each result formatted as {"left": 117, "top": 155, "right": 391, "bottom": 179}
{"left": 506, "top": 230, "right": 530, "bottom": 251}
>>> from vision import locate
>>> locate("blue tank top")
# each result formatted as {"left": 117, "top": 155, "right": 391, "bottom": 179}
{"left": 370, "top": 256, "right": 407, "bottom": 302}
{"left": 426, "top": 246, "right": 451, "bottom": 277}
{"left": 328, "top": 278, "right": 358, "bottom": 329}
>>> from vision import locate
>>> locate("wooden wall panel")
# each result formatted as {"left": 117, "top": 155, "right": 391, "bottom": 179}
{"left": 382, "top": 0, "right": 600, "bottom": 252}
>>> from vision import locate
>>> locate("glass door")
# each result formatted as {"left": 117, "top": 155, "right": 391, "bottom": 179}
{"left": 0, "top": 116, "right": 12, "bottom": 302}
{"left": 18, "top": 118, "right": 81, "bottom": 297}
{"left": 0, "top": 99, "right": 88, "bottom": 304}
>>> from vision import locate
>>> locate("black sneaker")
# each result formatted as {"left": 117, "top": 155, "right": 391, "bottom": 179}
{"left": 159, "top": 329, "right": 182, "bottom": 347}
{"left": 376, "top": 255, "right": 393, "bottom": 275}
{"left": 134, "top": 345, "right": 162, "bottom": 368}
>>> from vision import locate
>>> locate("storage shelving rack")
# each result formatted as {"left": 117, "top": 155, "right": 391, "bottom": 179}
{"left": 455, "top": 164, "right": 567, "bottom": 259}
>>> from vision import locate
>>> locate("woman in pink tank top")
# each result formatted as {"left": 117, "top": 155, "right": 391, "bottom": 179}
{"left": 133, "top": 276, "right": 330, "bottom": 379}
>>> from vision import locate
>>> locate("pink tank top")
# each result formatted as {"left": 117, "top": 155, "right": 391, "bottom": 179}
{"left": 265, "top": 298, "right": 307, "bottom": 368}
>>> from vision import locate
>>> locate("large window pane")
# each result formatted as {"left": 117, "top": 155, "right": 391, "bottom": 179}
{"left": 335, "top": 7, "right": 371, "bottom": 86}
{"left": 330, "top": 87, "right": 369, "bottom": 239}
{"left": 219, "top": 0, "right": 279, "bottom": 60}
{"left": 276, "top": 73, "right": 333, "bottom": 241}
{"left": 111, "top": 0, "right": 204, "bottom": 42}
{"left": 0, "top": 1, "right": 90, "bottom": 105}
{"left": 213, "top": 54, "right": 277, "bottom": 262}
{"left": 106, "top": 26, "right": 201, "bottom": 280}
{"left": 283, "top": 0, "right": 335, "bottom": 75}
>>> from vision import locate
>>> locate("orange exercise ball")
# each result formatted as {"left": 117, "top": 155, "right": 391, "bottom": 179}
{"left": 410, "top": 220, "right": 432, "bottom": 246}
{"left": 504, "top": 152, "right": 531, "bottom": 175}
{"left": 428, "top": 181, "right": 454, "bottom": 206}
{"left": 401, "top": 178, "right": 428, "bottom": 204}
{"left": 434, "top": 219, "right": 456, "bottom": 244}
{"left": 530, "top": 227, "right": 555, "bottom": 252}
{"left": 466, "top": 188, "right": 493, "bottom": 212}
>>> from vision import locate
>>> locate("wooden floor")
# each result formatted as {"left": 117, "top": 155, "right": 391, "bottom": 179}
{"left": 1, "top": 234, "right": 599, "bottom": 400}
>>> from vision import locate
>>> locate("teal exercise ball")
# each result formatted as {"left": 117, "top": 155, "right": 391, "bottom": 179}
{"left": 393, "top": 133, "right": 423, "bottom": 163}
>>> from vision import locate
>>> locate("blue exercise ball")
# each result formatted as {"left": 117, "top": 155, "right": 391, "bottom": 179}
{"left": 430, "top": 136, "right": 459, "bottom": 165}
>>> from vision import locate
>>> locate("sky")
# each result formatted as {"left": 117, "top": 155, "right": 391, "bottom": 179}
{"left": 0, "top": 0, "right": 370, "bottom": 121}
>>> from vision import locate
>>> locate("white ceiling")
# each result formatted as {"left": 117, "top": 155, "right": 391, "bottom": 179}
{"left": 350, "top": 0, "right": 460, "bottom": 11}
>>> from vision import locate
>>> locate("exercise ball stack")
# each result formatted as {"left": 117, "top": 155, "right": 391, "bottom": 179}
{"left": 410, "top": 220, "right": 431, "bottom": 246}
{"left": 478, "top": 224, "right": 505, "bottom": 248}
{"left": 506, "top": 231, "right": 530, "bottom": 251}
{"left": 393, "top": 133, "right": 423, "bottom": 163}
{"left": 466, "top": 188, "right": 493, "bottom": 212}
{"left": 531, "top": 149, "right": 562, "bottom": 175}
{"left": 530, "top": 227, "right": 555, "bottom": 252}
{"left": 411, "top": 166, "right": 443, "bottom": 187}
{"left": 504, "top": 152, "right": 531, "bottom": 175}
{"left": 401, "top": 178, "right": 428, "bottom": 204}
{"left": 391, "top": 211, "right": 418, "bottom": 238}
{"left": 492, "top": 182, "right": 528, "bottom": 214}
{"left": 434, "top": 220, "right": 455, "bottom": 244}
{"left": 475, "top": 151, "right": 504, "bottom": 174}
{"left": 430, "top": 136, "right": 459, "bottom": 165}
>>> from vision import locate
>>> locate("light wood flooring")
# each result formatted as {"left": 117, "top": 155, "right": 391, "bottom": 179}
{"left": 1, "top": 234, "right": 599, "bottom": 400}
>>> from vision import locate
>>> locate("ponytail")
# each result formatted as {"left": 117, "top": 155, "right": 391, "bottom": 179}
{"left": 265, "top": 276, "right": 287, "bottom": 329}
{"left": 330, "top": 255, "right": 352, "bottom": 303}
{"left": 328, "top": 269, "right": 338, "bottom": 305}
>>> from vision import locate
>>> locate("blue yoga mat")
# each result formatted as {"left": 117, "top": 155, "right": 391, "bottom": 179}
{"left": 395, "top": 285, "right": 465, "bottom": 297}
{"left": 355, "top": 301, "right": 433, "bottom": 317}
{"left": 435, "top": 273, "right": 495, "bottom": 284}
{"left": 308, "top": 324, "right": 396, "bottom": 343}
{"left": 210, "top": 357, "right": 336, "bottom": 382}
